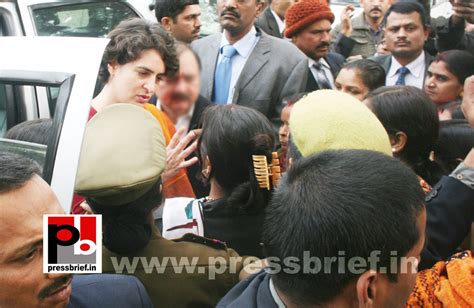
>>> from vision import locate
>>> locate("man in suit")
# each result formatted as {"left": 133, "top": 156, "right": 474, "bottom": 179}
{"left": 370, "top": 1, "right": 432, "bottom": 89}
{"left": 155, "top": 0, "right": 201, "bottom": 43}
{"left": 0, "top": 152, "right": 153, "bottom": 308}
{"left": 191, "top": 0, "right": 308, "bottom": 128}
{"left": 255, "top": 0, "right": 295, "bottom": 38}
{"left": 284, "top": 0, "right": 345, "bottom": 92}
{"left": 155, "top": 43, "right": 213, "bottom": 197}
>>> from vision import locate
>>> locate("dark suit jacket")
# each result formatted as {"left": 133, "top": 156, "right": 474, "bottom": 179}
{"left": 188, "top": 95, "right": 213, "bottom": 131}
{"left": 187, "top": 95, "right": 213, "bottom": 198}
{"left": 255, "top": 7, "right": 282, "bottom": 38}
{"left": 69, "top": 274, "right": 153, "bottom": 307}
{"left": 306, "top": 53, "right": 345, "bottom": 92}
{"left": 420, "top": 175, "right": 474, "bottom": 270}
{"left": 370, "top": 52, "right": 434, "bottom": 84}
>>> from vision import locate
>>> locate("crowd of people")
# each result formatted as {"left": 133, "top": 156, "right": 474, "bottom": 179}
{"left": 1, "top": 0, "right": 474, "bottom": 307}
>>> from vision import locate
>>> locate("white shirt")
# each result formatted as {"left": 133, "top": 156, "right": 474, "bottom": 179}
{"left": 218, "top": 26, "right": 260, "bottom": 103}
{"left": 308, "top": 57, "right": 335, "bottom": 89}
{"left": 386, "top": 51, "right": 426, "bottom": 89}
{"left": 156, "top": 99, "right": 195, "bottom": 132}
{"left": 270, "top": 9, "right": 285, "bottom": 35}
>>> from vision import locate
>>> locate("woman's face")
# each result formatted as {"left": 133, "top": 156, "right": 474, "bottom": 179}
{"left": 107, "top": 49, "right": 165, "bottom": 105}
{"left": 335, "top": 68, "right": 370, "bottom": 101}
{"left": 424, "top": 61, "right": 463, "bottom": 105}
{"left": 279, "top": 105, "right": 293, "bottom": 152}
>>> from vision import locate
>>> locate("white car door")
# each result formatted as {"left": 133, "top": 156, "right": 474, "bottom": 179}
{"left": 0, "top": 36, "right": 109, "bottom": 212}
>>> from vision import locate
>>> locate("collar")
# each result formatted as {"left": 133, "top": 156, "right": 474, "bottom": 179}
{"left": 308, "top": 57, "right": 331, "bottom": 70}
{"left": 270, "top": 9, "right": 285, "bottom": 33}
{"left": 388, "top": 51, "right": 425, "bottom": 78}
{"left": 269, "top": 278, "right": 286, "bottom": 308}
{"left": 221, "top": 26, "right": 258, "bottom": 59}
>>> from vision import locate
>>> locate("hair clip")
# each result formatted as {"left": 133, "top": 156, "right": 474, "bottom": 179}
{"left": 253, "top": 152, "right": 281, "bottom": 190}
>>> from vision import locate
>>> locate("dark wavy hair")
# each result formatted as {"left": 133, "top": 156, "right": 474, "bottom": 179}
{"left": 98, "top": 18, "right": 179, "bottom": 83}
{"left": 366, "top": 86, "right": 445, "bottom": 185}
{"left": 198, "top": 105, "right": 275, "bottom": 213}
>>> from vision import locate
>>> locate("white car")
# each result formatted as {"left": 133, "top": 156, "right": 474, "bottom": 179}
{"left": 0, "top": 0, "right": 155, "bottom": 37}
{"left": 0, "top": 36, "right": 109, "bottom": 212}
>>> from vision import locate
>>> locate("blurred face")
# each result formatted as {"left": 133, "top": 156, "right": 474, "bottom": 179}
{"left": 384, "top": 12, "right": 429, "bottom": 62}
{"left": 360, "top": 0, "right": 392, "bottom": 22}
{"left": 0, "top": 175, "right": 71, "bottom": 308}
{"left": 292, "top": 19, "right": 332, "bottom": 61}
{"left": 279, "top": 105, "right": 293, "bottom": 152}
{"left": 335, "top": 68, "right": 370, "bottom": 101}
{"left": 170, "top": 5, "right": 201, "bottom": 43}
{"left": 425, "top": 61, "right": 463, "bottom": 105}
{"left": 217, "top": 0, "right": 262, "bottom": 37}
{"left": 107, "top": 49, "right": 165, "bottom": 106}
{"left": 156, "top": 50, "right": 201, "bottom": 121}
{"left": 370, "top": 208, "right": 426, "bottom": 307}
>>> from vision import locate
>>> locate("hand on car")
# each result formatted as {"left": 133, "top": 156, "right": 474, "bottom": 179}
{"left": 341, "top": 5, "right": 355, "bottom": 36}
{"left": 162, "top": 127, "right": 200, "bottom": 183}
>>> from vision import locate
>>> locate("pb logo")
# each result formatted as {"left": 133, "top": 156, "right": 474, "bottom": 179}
{"left": 44, "top": 215, "right": 102, "bottom": 273}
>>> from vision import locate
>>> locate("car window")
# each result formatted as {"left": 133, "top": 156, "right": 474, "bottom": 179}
{"left": 32, "top": 1, "right": 138, "bottom": 37}
{"left": 0, "top": 71, "right": 74, "bottom": 184}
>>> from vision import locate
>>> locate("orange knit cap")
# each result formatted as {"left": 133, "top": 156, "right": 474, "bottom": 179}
{"left": 284, "top": 0, "right": 335, "bottom": 38}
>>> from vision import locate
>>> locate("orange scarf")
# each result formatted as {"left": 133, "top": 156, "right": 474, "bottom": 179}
{"left": 144, "top": 103, "right": 195, "bottom": 199}
{"left": 406, "top": 251, "right": 474, "bottom": 307}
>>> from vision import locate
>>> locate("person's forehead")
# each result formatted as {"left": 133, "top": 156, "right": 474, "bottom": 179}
{"left": 0, "top": 177, "right": 62, "bottom": 256}
{"left": 179, "top": 51, "right": 199, "bottom": 72}
{"left": 386, "top": 12, "right": 423, "bottom": 26}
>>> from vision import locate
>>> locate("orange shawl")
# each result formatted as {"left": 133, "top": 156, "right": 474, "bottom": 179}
{"left": 406, "top": 251, "right": 474, "bottom": 307}
{"left": 144, "top": 103, "right": 195, "bottom": 199}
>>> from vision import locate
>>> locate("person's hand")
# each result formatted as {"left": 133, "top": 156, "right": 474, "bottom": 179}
{"left": 161, "top": 127, "right": 200, "bottom": 183}
{"left": 450, "top": 0, "right": 474, "bottom": 25}
{"left": 341, "top": 5, "right": 355, "bottom": 36}
{"left": 461, "top": 75, "right": 474, "bottom": 127}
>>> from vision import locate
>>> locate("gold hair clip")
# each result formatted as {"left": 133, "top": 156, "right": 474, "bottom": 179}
{"left": 253, "top": 152, "right": 281, "bottom": 190}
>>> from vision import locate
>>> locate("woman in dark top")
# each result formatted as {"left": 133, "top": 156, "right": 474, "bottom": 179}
{"left": 161, "top": 104, "right": 276, "bottom": 257}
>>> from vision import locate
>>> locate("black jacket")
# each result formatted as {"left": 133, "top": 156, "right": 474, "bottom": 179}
{"left": 306, "top": 53, "right": 345, "bottom": 92}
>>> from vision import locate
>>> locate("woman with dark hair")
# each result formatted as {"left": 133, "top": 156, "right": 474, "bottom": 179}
{"left": 424, "top": 50, "right": 474, "bottom": 120}
{"left": 433, "top": 119, "right": 474, "bottom": 173}
{"left": 73, "top": 18, "right": 196, "bottom": 214}
{"left": 161, "top": 104, "right": 277, "bottom": 257}
{"left": 364, "top": 86, "right": 445, "bottom": 185}
{"left": 76, "top": 104, "right": 245, "bottom": 307}
{"left": 334, "top": 59, "right": 386, "bottom": 101}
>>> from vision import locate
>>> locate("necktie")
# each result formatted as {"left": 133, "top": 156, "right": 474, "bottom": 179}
{"left": 313, "top": 62, "right": 332, "bottom": 89}
{"left": 213, "top": 45, "right": 238, "bottom": 104}
{"left": 395, "top": 67, "right": 410, "bottom": 86}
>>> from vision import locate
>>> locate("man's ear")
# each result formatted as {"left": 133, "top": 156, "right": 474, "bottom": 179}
{"left": 389, "top": 132, "right": 407, "bottom": 155}
{"left": 160, "top": 17, "right": 172, "bottom": 31}
{"left": 256, "top": 1, "right": 264, "bottom": 17}
{"left": 356, "top": 270, "right": 378, "bottom": 308}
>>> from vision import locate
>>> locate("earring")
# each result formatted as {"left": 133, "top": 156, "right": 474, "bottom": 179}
{"left": 392, "top": 147, "right": 397, "bottom": 152}
{"left": 201, "top": 168, "right": 210, "bottom": 180}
